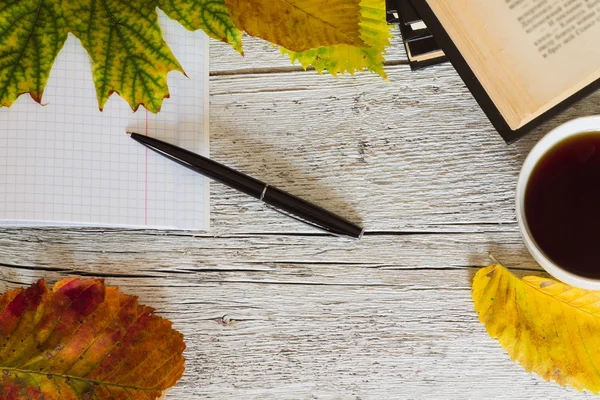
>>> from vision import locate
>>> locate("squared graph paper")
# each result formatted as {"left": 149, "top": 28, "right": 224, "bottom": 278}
{"left": 0, "top": 13, "right": 209, "bottom": 230}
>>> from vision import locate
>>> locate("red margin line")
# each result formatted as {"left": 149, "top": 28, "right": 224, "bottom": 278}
{"left": 145, "top": 110, "right": 149, "bottom": 225}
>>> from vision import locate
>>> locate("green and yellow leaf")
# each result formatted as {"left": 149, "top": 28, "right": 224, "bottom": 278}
{"left": 224, "top": 0, "right": 364, "bottom": 52}
{"left": 473, "top": 264, "right": 600, "bottom": 393}
{"left": 0, "top": 0, "right": 68, "bottom": 107}
{"left": 0, "top": 278, "right": 185, "bottom": 399}
{"left": 282, "top": 0, "right": 392, "bottom": 78}
{"left": 158, "top": 0, "right": 243, "bottom": 54}
{"left": 0, "top": 0, "right": 386, "bottom": 111}
{"left": 62, "top": 0, "right": 184, "bottom": 113}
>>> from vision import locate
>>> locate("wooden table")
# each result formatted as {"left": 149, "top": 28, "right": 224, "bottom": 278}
{"left": 2, "top": 33, "right": 599, "bottom": 399}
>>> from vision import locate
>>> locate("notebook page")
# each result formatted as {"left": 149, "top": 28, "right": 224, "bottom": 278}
{"left": 0, "top": 13, "right": 209, "bottom": 230}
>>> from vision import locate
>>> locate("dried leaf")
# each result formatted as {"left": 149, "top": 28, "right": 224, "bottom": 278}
{"left": 282, "top": 0, "right": 392, "bottom": 78}
{"left": 0, "top": 278, "right": 185, "bottom": 399}
{"left": 473, "top": 264, "right": 600, "bottom": 392}
{"left": 224, "top": 0, "right": 365, "bottom": 52}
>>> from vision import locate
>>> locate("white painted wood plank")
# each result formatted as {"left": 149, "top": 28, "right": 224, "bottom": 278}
{"left": 0, "top": 230, "right": 589, "bottom": 399}
{"left": 209, "top": 63, "right": 600, "bottom": 234}
{"left": 0, "top": 228, "right": 534, "bottom": 277}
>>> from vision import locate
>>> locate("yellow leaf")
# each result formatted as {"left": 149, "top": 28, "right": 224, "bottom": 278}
{"left": 473, "top": 264, "right": 600, "bottom": 393}
{"left": 224, "top": 0, "right": 365, "bottom": 52}
{"left": 281, "top": 0, "right": 391, "bottom": 79}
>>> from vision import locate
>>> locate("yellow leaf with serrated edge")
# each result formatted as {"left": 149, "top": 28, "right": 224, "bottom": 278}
{"left": 473, "top": 264, "right": 600, "bottom": 393}
{"left": 158, "top": 0, "right": 243, "bottom": 54}
{"left": 62, "top": 1, "right": 184, "bottom": 113}
{"left": 224, "top": 0, "right": 364, "bottom": 52}
{"left": 281, "top": 0, "right": 391, "bottom": 79}
{"left": 0, "top": 0, "right": 68, "bottom": 108}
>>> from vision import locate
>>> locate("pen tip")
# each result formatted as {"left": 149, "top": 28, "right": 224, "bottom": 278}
{"left": 126, "top": 131, "right": 136, "bottom": 136}
{"left": 357, "top": 228, "right": 365, "bottom": 240}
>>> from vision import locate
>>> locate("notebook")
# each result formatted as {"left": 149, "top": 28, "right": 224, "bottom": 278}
{"left": 0, "top": 12, "right": 209, "bottom": 230}
{"left": 411, "top": 0, "right": 600, "bottom": 143}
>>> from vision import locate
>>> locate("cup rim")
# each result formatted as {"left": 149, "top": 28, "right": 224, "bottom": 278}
{"left": 516, "top": 116, "right": 600, "bottom": 290}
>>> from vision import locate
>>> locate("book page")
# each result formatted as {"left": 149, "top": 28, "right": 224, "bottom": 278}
{"left": 0, "top": 13, "right": 210, "bottom": 230}
{"left": 427, "top": 0, "right": 600, "bottom": 129}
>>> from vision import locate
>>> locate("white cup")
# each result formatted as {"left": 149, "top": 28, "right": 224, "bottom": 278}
{"left": 516, "top": 116, "right": 600, "bottom": 290}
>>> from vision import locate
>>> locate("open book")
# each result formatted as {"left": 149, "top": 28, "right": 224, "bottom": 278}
{"left": 412, "top": 0, "right": 600, "bottom": 142}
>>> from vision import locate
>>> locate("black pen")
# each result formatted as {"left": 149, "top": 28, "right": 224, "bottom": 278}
{"left": 128, "top": 132, "right": 364, "bottom": 239}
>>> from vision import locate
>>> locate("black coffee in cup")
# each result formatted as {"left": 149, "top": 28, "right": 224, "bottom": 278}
{"left": 525, "top": 132, "right": 600, "bottom": 278}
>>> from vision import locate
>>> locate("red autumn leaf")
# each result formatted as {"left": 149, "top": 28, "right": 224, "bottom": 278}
{"left": 0, "top": 278, "right": 185, "bottom": 399}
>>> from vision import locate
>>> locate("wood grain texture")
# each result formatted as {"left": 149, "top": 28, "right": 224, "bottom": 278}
{"left": 209, "top": 44, "right": 600, "bottom": 234}
{"left": 1, "top": 33, "right": 600, "bottom": 398}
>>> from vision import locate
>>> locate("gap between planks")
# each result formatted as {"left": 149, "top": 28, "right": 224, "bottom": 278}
{"left": 209, "top": 60, "right": 410, "bottom": 77}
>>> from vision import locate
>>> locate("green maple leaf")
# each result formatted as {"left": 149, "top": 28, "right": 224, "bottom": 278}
{"left": 0, "top": 0, "right": 242, "bottom": 113}
{"left": 0, "top": 0, "right": 68, "bottom": 107}
{"left": 158, "top": 0, "right": 243, "bottom": 54}
{"left": 62, "top": 0, "right": 185, "bottom": 113}
{"left": 281, "top": 0, "right": 392, "bottom": 79}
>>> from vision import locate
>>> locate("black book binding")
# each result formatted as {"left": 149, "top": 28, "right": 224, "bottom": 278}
{"left": 386, "top": 0, "right": 446, "bottom": 70}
